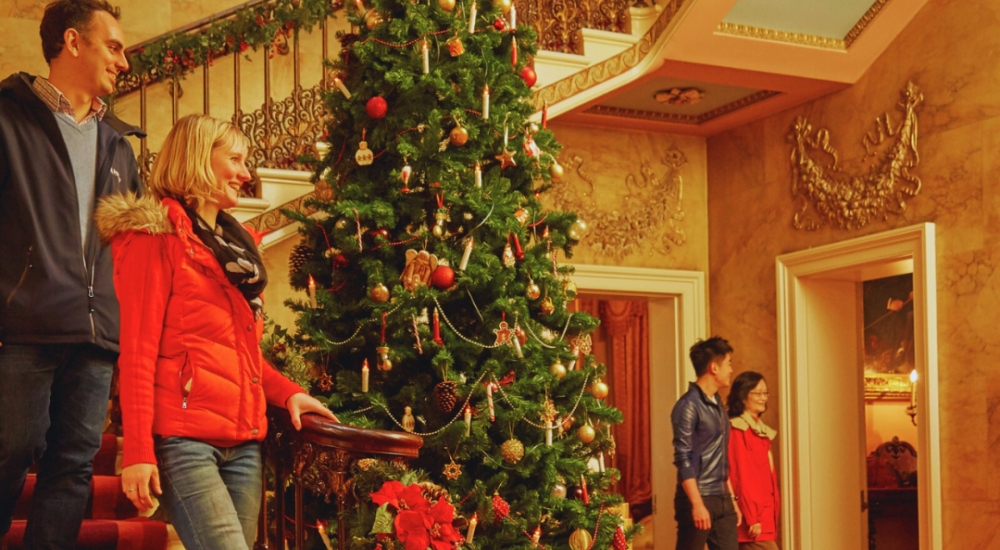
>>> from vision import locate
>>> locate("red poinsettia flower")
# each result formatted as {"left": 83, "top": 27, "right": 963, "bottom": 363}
{"left": 370, "top": 480, "right": 429, "bottom": 513}
{"left": 425, "top": 499, "right": 463, "bottom": 550}
{"left": 394, "top": 497, "right": 462, "bottom": 550}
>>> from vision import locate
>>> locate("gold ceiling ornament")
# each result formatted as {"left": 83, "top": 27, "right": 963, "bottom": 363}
{"left": 789, "top": 81, "right": 922, "bottom": 231}
{"left": 654, "top": 87, "right": 704, "bottom": 106}
{"left": 548, "top": 146, "right": 687, "bottom": 261}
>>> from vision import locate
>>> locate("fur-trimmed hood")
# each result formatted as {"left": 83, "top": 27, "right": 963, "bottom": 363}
{"left": 94, "top": 193, "right": 173, "bottom": 242}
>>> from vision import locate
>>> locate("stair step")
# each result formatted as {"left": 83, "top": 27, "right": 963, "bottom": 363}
{"left": 14, "top": 475, "right": 138, "bottom": 520}
{"left": 6, "top": 518, "right": 168, "bottom": 550}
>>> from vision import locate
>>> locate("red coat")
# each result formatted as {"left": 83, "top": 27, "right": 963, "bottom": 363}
{"left": 728, "top": 415, "right": 780, "bottom": 543}
{"left": 96, "top": 195, "right": 303, "bottom": 468}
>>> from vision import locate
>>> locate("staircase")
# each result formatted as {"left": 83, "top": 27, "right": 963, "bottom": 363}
{"left": 6, "top": 434, "right": 180, "bottom": 550}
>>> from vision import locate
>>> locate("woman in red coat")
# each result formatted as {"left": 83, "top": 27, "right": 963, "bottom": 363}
{"left": 95, "top": 114, "right": 336, "bottom": 550}
{"left": 726, "top": 371, "right": 780, "bottom": 550}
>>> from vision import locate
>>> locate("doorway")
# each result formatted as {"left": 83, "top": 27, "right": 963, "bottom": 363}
{"left": 569, "top": 264, "right": 707, "bottom": 550}
{"left": 775, "top": 223, "right": 941, "bottom": 550}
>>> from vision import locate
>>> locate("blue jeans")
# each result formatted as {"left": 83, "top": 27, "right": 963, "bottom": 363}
{"left": 155, "top": 437, "right": 262, "bottom": 550}
{"left": 0, "top": 343, "right": 116, "bottom": 549}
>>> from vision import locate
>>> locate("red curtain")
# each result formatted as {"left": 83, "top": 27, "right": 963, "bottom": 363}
{"left": 576, "top": 297, "right": 652, "bottom": 517}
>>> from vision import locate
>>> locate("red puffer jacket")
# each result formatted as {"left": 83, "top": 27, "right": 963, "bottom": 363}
{"left": 96, "top": 194, "right": 303, "bottom": 467}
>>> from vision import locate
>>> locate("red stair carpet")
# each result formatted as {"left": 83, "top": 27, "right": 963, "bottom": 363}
{"left": 6, "top": 434, "right": 170, "bottom": 550}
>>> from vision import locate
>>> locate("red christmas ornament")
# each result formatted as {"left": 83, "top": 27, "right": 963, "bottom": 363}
{"left": 492, "top": 493, "right": 510, "bottom": 524}
{"left": 366, "top": 96, "right": 388, "bottom": 119}
{"left": 520, "top": 66, "right": 537, "bottom": 87}
{"left": 493, "top": 18, "right": 506, "bottom": 31}
{"left": 369, "top": 228, "right": 390, "bottom": 242}
{"left": 431, "top": 265, "right": 455, "bottom": 289}
{"left": 613, "top": 526, "right": 628, "bottom": 550}
{"left": 332, "top": 253, "right": 349, "bottom": 269}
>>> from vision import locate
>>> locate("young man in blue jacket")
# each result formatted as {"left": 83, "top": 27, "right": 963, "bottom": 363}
{"left": 672, "top": 336, "right": 743, "bottom": 550}
{"left": 0, "top": 1, "right": 143, "bottom": 547}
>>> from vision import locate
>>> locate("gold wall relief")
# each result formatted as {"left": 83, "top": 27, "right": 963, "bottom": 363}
{"left": 548, "top": 146, "right": 687, "bottom": 261}
{"left": 789, "top": 81, "right": 922, "bottom": 231}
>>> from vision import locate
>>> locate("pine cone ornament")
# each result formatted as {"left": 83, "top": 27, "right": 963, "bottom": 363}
{"left": 433, "top": 380, "right": 459, "bottom": 413}
{"left": 500, "top": 438, "right": 525, "bottom": 464}
{"left": 288, "top": 244, "right": 313, "bottom": 275}
{"left": 492, "top": 492, "right": 510, "bottom": 524}
{"left": 419, "top": 481, "right": 451, "bottom": 505}
{"left": 612, "top": 525, "right": 627, "bottom": 550}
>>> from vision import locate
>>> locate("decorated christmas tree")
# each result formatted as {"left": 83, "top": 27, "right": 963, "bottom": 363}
{"left": 274, "top": 0, "right": 634, "bottom": 547}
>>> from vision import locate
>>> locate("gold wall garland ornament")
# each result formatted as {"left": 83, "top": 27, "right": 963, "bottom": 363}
{"left": 789, "top": 81, "right": 922, "bottom": 231}
{"left": 548, "top": 146, "right": 687, "bottom": 261}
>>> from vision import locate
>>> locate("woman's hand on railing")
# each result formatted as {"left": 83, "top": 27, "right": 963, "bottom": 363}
{"left": 285, "top": 392, "right": 338, "bottom": 430}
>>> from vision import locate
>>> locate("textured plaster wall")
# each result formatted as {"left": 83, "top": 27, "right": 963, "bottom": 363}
{"left": 706, "top": 0, "right": 1000, "bottom": 546}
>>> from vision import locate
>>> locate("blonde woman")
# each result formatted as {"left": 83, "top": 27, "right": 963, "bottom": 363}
{"left": 96, "top": 114, "right": 335, "bottom": 549}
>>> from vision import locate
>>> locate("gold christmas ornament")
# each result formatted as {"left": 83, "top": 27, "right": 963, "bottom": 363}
{"left": 549, "top": 359, "right": 567, "bottom": 379}
{"left": 437, "top": 0, "right": 456, "bottom": 11}
{"left": 364, "top": 10, "right": 384, "bottom": 29}
{"left": 549, "top": 161, "right": 564, "bottom": 181}
{"left": 539, "top": 296, "right": 555, "bottom": 316}
{"left": 449, "top": 125, "right": 469, "bottom": 146}
{"left": 500, "top": 438, "right": 525, "bottom": 463}
{"left": 569, "top": 528, "right": 593, "bottom": 550}
{"left": 551, "top": 482, "right": 567, "bottom": 499}
{"left": 335, "top": 217, "right": 349, "bottom": 229}
{"left": 563, "top": 280, "right": 578, "bottom": 301}
{"left": 567, "top": 219, "right": 587, "bottom": 241}
{"left": 369, "top": 283, "right": 390, "bottom": 303}
{"left": 577, "top": 424, "right": 596, "bottom": 444}
{"left": 526, "top": 280, "right": 541, "bottom": 300}
{"left": 432, "top": 211, "right": 448, "bottom": 238}
{"left": 591, "top": 379, "right": 609, "bottom": 400}
{"left": 502, "top": 243, "right": 516, "bottom": 268}
{"left": 528, "top": 122, "right": 540, "bottom": 135}
{"left": 497, "top": 0, "right": 512, "bottom": 13}
{"left": 376, "top": 345, "right": 392, "bottom": 371}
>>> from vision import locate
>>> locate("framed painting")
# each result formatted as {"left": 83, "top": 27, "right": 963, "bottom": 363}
{"left": 862, "top": 273, "right": 914, "bottom": 400}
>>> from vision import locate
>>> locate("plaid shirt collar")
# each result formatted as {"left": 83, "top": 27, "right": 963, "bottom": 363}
{"left": 31, "top": 76, "right": 107, "bottom": 124}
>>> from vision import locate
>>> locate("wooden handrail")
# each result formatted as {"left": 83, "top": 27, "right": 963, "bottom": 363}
{"left": 276, "top": 410, "right": 423, "bottom": 458}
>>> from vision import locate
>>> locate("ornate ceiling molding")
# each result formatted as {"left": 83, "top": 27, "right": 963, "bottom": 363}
{"left": 716, "top": 0, "right": 892, "bottom": 51}
{"left": 843, "top": 0, "right": 893, "bottom": 48}
{"left": 531, "top": 0, "right": 689, "bottom": 111}
{"left": 582, "top": 89, "right": 780, "bottom": 125}
{"left": 715, "top": 22, "right": 846, "bottom": 50}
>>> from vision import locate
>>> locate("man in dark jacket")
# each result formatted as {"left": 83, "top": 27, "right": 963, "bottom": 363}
{"left": 671, "top": 336, "right": 743, "bottom": 550}
{"left": 0, "top": 1, "right": 143, "bottom": 547}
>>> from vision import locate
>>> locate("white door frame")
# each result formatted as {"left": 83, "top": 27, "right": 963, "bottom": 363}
{"left": 775, "top": 223, "right": 941, "bottom": 550}
{"left": 570, "top": 264, "right": 707, "bottom": 550}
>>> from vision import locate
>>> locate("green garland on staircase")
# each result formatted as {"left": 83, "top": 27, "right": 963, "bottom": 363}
{"left": 117, "top": 0, "right": 340, "bottom": 88}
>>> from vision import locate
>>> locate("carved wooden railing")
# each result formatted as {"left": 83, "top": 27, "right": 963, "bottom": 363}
{"left": 111, "top": 0, "right": 635, "bottom": 198}
{"left": 114, "top": 0, "right": 341, "bottom": 197}
{"left": 261, "top": 408, "right": 423, "bottom": 550}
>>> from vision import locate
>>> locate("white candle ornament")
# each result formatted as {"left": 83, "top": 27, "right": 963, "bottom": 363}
{"left": 361, "top": 359, "right": 369, "bottom": 393}
{"left": 333, "top": 77, "right": 351, "bottom": 99}
{"left": 421, "top": 39, "right": 430, "bottom": 74}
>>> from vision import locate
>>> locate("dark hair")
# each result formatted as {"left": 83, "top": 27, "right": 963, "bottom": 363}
{"left": 727, "top": 371, "right": 766, "bottom": 418}
{"left": 689, "top": 336, "right": 733, "bottom": 377}
{"left": 40, "top": 0, "right": 120, "bottom": 64}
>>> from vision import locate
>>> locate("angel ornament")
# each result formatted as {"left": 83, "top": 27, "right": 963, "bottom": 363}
{"left": 401, "top": 249, "right": 439, "bottom": 292}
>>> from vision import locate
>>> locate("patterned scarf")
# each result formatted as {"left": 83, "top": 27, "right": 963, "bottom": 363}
{"left": 185, "top": 208, "right": 268, "bottom": 320}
